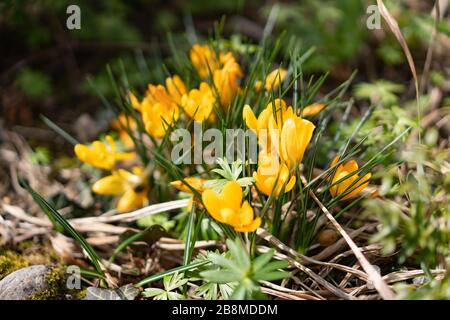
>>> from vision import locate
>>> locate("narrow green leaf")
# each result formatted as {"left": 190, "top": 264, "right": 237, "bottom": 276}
{"left": 20, "top": 179, "right": 105, "bottom": 278}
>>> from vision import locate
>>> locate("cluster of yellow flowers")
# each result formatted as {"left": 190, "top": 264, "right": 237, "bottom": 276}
{"left": 243, "top": 98, "right": 316, "bottom": 198}
{"left": 73, "top": 43, "right": 372, "bottom": 231}
{"left": 74, "top": 136, "right": 149, "bottom": 213}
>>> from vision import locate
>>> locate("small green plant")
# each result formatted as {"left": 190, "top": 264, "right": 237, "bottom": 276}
{"left": 200, "top": 238, "right": 289, "bottom": 299}
{"left": 142, "top": 272, "right": 188, "bottom": 300}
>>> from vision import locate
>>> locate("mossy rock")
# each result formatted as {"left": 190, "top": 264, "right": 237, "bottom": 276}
{"left": 0, "top": 265, "right": 54, "bottom": 300}
{"left": 27, "top": 267, "right": 65, "bottom": 300}
{"left": 0, "top": 250, "right": 29, "bottom": 280}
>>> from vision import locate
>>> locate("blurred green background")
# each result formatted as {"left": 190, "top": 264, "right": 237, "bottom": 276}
{"left": 0, "top": 0, "right": 447, "bottom": 128}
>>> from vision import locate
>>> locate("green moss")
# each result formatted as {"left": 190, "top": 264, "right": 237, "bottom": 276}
{"left": 15, "top": 240, "right": 35, "bottom": 252}
{"left": 26, "top": 267, "right": 88, "bottom": 300}
{"left": 27, "top": 267, "right": 64, "bottom": 300}
{"left": 0, "top": 251, "right": 29, "bottom": 280}
{"left": 70, "top": 289, "right": 87, "bottom": 300}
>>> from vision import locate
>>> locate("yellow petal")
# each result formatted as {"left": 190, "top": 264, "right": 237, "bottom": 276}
{"left": 128, "top": 92, "right": 141, "bottom": 111}
{"left": 221, "top": 181, "right": 243, "bottom": 212}
{"left": 117, "top": 189, "right": 147, "bottom": 213}
{"left": 239, "top": 201, "right": 254, "bottom": 226}
{"left": 235, "top": 217, "right": 261, "bottom": 232}
{"left": 74, "top": 144, "right": 89, "bottom": 162}
{"left": 343, "top": 160, "right": 359, "bottom": 173}
{"left": 114, "top": 151, "right": 135, "bottom": 161}
{"left": 170, "top": 177, "right": 206, "bottom": 193}
{"left": 341, "top": 173, "right": 371, "bottom": 201}
{"left": 92, "top": 174, "right": 127, "bottom": 195}
{"left": 331, "top": 155, "right": 341, "bottom": 168}
{"left": 219, "top": 207, "right": 239, "bottom": 226}
{"left": 265, "top": 68, "right": 287, "bottom": 91}
{"left": 285, "top": 175, "right": 296, "bottom": 192}
{"left": 202, "top": 189, "right": 225, "bottom": 223}
{"left": 302, "top": 103, "right": 326, "bottom": 117}
{"left": 243, "top": 105, "right": 258, "bottom": 132}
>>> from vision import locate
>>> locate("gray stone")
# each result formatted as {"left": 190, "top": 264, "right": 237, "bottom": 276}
{"left": 0, "top": 265, "right": 51, "bottom": 300}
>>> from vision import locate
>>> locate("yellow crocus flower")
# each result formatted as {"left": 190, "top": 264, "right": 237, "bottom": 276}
{"left": 243, "top": 99, "right": 293, "bottom": 135}
{"left": 92, "top": 166, "right": 149, "bottom": 213}
{"left": 165, "top": 75, "right": 187, "bottom": 105}
{"left": 265, "top": 68, "right": 287, "bottom": 91}
{"left": 111, "top": 113, "right": 137, "bottom": 149}
{"left": 170, "top": 177, "right": 207, "bottom": 194}
{"left": 190, "top": 44, "right": 219, "bottom": 79}
{"left": 329, "top": 156, "right": 372, "bottom": 201}
{"left": 213, "top": 52, "right": 243, "bottom": 108}
{"left": 74, "top": 135, "right": 134, "bottom": 170}
{"left": 301, "top": 103, "right": 326, "bottom": 117}
{"left": 279, "top": 115, "right": 315, "bottom": 169}
{"left": 181, "top": 82, "right": 216, "bottom": 122}
{"left": 141, "top": 84, "right": 179, "bottom": 138}
{"left": 128, "top": 91, "right": 142, "bottom": 111}
{"left": 190, "top": 44, "right": 243, "bottom": 109}
{"left": 244, "top": 99, "right": 295, "bottom": 155}
{"left": 202, "top": 181, "right": 261, "bottom": 232}
{"left": 253, "top": 151, "right": 296, "bottom": 197}
{"left": 242, "top": 104, "right": 271, "bottom": 135}
{"left": 171, "top": 177, "right": 207, "bottom": 211}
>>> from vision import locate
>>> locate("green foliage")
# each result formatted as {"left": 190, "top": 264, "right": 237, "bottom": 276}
{"left": 395, "top": 274, "right": 450, "bottom": 300}
{"left": 29, "top": 147, "right": 52, "bottom": 165}
{"left": 137, "top": 213, "right": 175, "bottom": 230}
{"left": 20, "top": 180, "right": 106, "bottom": 280}
{"left": 200, "top": 238, "right": 289, "bottom": 299}
{"left": 354, "top": 80, "right": 404, "bottom": 106}
{"left": 142, "top": 272, "right": 188, "bottom": 300}
{"left": 15, "top": 68, "right": 52, "bottom": 99}
{"left": 205, "top": 158, "right": 254, "bottom": 193}
{"left": 269, "top": 0, "right": 366, "bottom": 72}
{"left": 365, "top": 145, "right": 450, "bottom": 267}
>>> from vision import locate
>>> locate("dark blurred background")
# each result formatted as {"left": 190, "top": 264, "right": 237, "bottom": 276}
{"left": 0, "top": 0, "right": 447, "bottom": 137}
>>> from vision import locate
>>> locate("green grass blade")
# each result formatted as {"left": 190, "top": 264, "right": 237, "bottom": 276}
{"left": 20, "top": 179, "right": 105, "bottom": 278}
{"left": 183, "top": 203, "right": 196, "bottom": 266}
{"left": 108, "top": 231, "right": 144, "bottom": 264}
{"left": 40, "top": 115, "right": 79, "bottom": 146}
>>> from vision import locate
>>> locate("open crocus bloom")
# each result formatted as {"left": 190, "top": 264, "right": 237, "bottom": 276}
{"left": 190, "top": 44, "right": 219, "bottom": 79}
{"left": 253, "top": 151, "right": 296, "bottom": 197}
{"left": 92, "top": 166, "right": 149, "bottom": 213}
{"left": 165, "top": 75, "right": 187, "bottom": 105}
{"left": 74, "top": 135, "right": 134, "bottom": 170}
{"left": 181, "top": 82, "right": 216, "bottom": 122}
{"left": 141, "top": 84, "right": 180, "bottom": 138}
{"left": 329, "top": 156, "right": 372, "bottom": 201}
{"left": 202, "top": 181, "right": 261, "bottom": 232}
